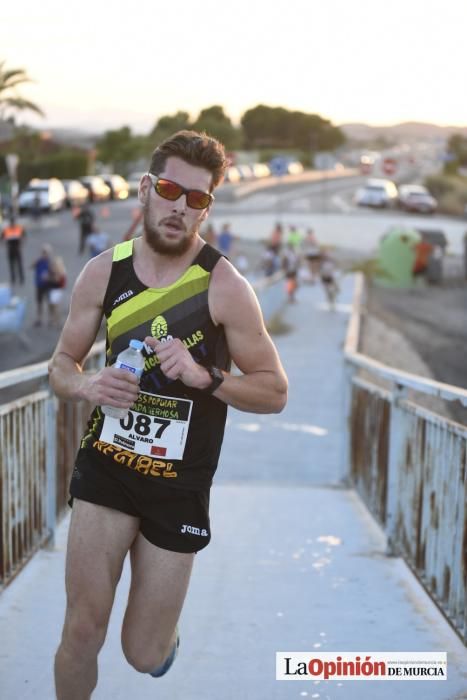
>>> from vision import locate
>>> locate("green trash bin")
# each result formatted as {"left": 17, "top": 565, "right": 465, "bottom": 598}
{"left": 375, "top": 226, "right": 421, "bottom": 288}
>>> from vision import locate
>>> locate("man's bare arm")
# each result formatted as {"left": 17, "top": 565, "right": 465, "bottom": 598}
{"left": 48, "top": 252, "right": 139, "bottom": 409}
{"left": 208, "top": 259, "right": 288, "bottom": 413}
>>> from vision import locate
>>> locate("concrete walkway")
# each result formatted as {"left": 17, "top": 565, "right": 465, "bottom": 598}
{"left": 0, "top": 275, "right": 466, "bottom": 700}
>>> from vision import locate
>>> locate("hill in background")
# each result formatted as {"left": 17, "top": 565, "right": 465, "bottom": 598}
{"left": 340, "top": 121, "right": 467, "bottom": 143}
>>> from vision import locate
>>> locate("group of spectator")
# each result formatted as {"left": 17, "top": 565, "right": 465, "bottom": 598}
{"left": 0, "top": 201, "right": 112, "bottom": 333}
{"left": 0, "top": 216, "right": 68, "bottom": 327}
{"left": 31, "top": 244, "right": 67, "bottom": 326}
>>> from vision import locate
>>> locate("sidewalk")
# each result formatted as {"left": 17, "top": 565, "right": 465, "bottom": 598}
{"left": 0, "top": 275, "right": 466, "bottom": 700}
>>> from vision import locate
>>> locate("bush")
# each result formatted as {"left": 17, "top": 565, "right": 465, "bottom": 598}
{"left": 424, "top": 174, "right": 467, "bottom": 215}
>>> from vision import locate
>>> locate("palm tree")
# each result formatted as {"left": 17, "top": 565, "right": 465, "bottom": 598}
{"left": 0, "top": 60, "right": 44, "bottom": 121}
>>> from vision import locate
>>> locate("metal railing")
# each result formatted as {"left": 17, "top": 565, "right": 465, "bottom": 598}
{"left": 0, "top": 344, "right": 105, "bottom": 588}
{"left": 344, "top": 274, "right": 467, "bottom": 644}
{"left": 0, "top": 273, "right": 285, "bottom": 590}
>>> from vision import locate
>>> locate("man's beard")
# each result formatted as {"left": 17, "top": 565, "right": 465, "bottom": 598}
{"left": 143, "top": 203, "right": 197, "bottom": 257}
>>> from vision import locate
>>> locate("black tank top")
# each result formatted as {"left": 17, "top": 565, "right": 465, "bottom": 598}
{"left": 78, "top": 238, "right": 231, "bottom": 490}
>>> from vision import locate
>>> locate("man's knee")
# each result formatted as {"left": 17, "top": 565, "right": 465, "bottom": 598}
{"left": 121, "top": 631, "right": 176, "bottom": 675}
{"left": 62, "top": 610, "right": 108, "bottom": 657}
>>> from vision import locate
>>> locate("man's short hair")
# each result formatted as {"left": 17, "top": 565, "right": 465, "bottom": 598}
{"left": 149, "top": 130, "right": 228, "bottom": 191}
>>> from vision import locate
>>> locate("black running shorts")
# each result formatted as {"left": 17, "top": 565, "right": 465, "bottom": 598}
{"left": 69, "top": 449, "right": 211, "bottom": 553}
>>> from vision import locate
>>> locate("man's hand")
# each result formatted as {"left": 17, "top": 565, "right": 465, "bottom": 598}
{"left": 79, "top": 366, "right": 140, "bottom": 409}
{"left": 144, "top": 336, "right": 211, "bottom": 390}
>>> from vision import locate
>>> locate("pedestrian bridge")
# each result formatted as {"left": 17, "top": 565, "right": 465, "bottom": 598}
{"left": 0, "top": 273, "right": 466, "bottom": 700}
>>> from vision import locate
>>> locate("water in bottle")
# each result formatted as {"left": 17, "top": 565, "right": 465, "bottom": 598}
{"left": 101, "top": 339, "right": 145, "bottom": 419}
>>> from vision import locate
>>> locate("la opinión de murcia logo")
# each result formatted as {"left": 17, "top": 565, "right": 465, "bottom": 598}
{"left": 276, "top": 652, "right": 447, "bottom": 681}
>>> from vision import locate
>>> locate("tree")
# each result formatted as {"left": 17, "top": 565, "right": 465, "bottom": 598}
{"left": 241, "top": 105, "right": 290, "bottom": 147}
{"left": 446, "top": 133, "right": 467, "bottom": 169}
{"left": 149, "top": 111, "right": 192, "bottom": 144}
{"left": 96, "top": 126, "right": 147, "bottom": 174}
{"left": 241, "top": 104, "right": 345, "bottom": 153}
{"left": 0, "top": 60, "right": 44, "bottom": 121}
{"left": 192, "top": 105, "right": 242, "bottom": 150}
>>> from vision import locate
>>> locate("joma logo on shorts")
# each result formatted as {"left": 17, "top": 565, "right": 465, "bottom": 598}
{"left": 180, "top": 524, "right": 208, "bottom": 536}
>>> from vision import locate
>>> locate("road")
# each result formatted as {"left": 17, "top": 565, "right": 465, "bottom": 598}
{"left": 1, "top": 171, "right": 466, "bottom": 373}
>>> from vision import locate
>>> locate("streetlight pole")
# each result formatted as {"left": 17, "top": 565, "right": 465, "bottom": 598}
{"left": 5, "top": 153, "right": 19, "bottom": 220}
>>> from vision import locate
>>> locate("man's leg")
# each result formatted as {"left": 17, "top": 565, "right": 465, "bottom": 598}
{"left": 55, "top": 500, "right": 140, "bottom": 700}
{"left": 121, "top": 534, "right": 195, "bottom": 675}
{"left": 17, "top": 251, "right": 24, "bottom": 285}
{"left": 8, "top": 252, "right": 15, "bottom": 285}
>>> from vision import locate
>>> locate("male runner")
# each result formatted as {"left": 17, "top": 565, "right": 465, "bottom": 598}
{"left": 48, "top": 130, "right": 288, "bottom": 699}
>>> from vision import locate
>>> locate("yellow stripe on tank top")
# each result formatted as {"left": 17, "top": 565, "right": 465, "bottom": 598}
{"left": 112, "top": 239, "right": 134, "bottom": 261}
{"left": 107, "top": 265, "right": 210, "bottom": 345}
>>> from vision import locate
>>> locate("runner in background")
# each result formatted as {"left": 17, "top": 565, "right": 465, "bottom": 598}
{"left": 320, "top": 253, "right": 340, "bottom": 311}
{"left": 1, "top": 217, "right": 26, "bottom": 286}
{"left": 303, "top": 228, "right": 322, "bottom": 283}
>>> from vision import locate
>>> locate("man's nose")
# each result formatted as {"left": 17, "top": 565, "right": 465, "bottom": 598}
{"left": 171, "top": 194, "right": 187, "bottom": 213}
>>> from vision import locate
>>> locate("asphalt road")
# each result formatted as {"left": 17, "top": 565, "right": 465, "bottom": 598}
{"left": 1, "top": 171, "right": 466, "bottom": 374}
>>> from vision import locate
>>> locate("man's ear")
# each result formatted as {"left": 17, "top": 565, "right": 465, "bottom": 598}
{"left": 138, "top": 174, "right": 151, "bottom": 205}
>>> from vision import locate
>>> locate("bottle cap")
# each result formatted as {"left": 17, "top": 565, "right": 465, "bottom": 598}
{"left": 129, "top": 339, "right": 144, "bottom": 351}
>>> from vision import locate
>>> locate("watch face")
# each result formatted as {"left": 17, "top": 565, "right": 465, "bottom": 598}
{"left": 210, "top": 367, "right": 223, "bottom": 382}
{"left": 208, "top": 366, "right": 224, "bottom": 393}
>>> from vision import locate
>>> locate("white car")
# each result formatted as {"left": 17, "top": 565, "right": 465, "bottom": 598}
{"left": 354, "top": 179, "right": 398, "bottom": 208}
{"left": 398, "top": 184, "right": 437, "bottom": 214}
{"left": 18, "top": 178, "right": 67, "bottom": 214}
{"left": 250, "top": 163, "right": 271, "bottom": 178}
{"left": 223, "top": 166, "right": 242, "bottom": 184}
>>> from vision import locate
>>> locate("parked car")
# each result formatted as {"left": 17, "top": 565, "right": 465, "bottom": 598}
{"left": 127, "top": 172, "right": 146, "bottom": 196}
{"left": 18, "top": 178, "right": 67, "bottom": 214}
{"left": 62, "top": 179, "right": 89, "bottom": 208}
{"left": 250, "top": 163, "right": 271, "bottom": 178}
{"left": 354, "top": 178, "right": 398, "bottom": 208}
{"left": 398, "top": 184, "right": 437, "bottom": 214}
{"left": 236, "top": 164, "right": 254, "bottom": 180}
{"left": 223, "top": 166, "right": 242, "bottom": 184}
{"left": 269, "top": 156, "right": 304, "bottom": 176}
{"left": 286, "top": 161, "right": 304, "bottom": 175}
{"left": 101, "top": 174, "right": 129, "bottom": 200}
{"left": 79, "top": 176, "right": 111, "bottom": 202}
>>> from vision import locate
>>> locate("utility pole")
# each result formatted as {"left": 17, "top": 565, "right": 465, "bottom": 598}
{"left": 5, "top": 153, "right": 19, "bottom": 219}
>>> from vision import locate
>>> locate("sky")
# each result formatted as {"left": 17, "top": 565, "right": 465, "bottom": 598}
{"left": 3, "top": 0, "right": 467, "bottom": 134}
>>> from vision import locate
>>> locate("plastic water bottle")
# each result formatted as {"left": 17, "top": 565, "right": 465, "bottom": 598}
{"left": 101, "top": 339, "right": 145, "bottom": 419}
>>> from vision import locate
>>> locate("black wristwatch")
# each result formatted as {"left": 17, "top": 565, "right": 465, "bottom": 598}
{"left": 204, "top": 366, "right": 224, "bottom": 394}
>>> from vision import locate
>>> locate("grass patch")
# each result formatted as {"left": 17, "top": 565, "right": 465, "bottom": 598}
{"left": 424, "top": 174, "right": 467, "bottom": 216}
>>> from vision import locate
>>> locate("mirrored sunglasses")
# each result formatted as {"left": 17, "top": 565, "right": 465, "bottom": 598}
{"left": 148, "top": 173, "right": 214, "bottom": 210}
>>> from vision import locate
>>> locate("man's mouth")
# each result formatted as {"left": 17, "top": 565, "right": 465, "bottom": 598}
{"left": 162, "top": 217, "right": 185, "bottom": 233}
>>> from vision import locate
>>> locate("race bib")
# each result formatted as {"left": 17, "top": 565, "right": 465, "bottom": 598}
{"left": 100, "top": 391, "right": 193, "bottom": 460}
